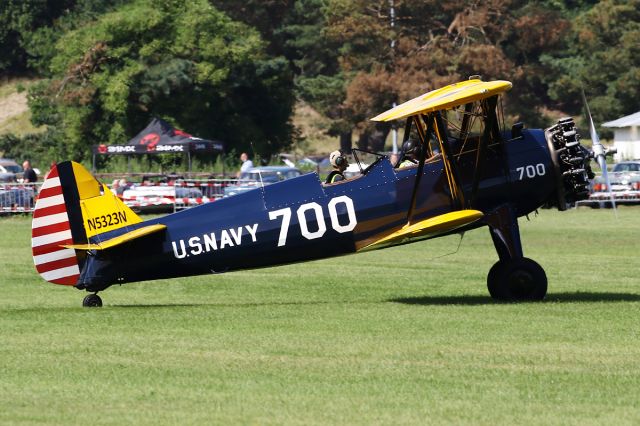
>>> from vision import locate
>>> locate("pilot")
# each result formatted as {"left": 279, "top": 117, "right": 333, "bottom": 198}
{"left": 325, "top": 150, "right": 348, "bottom": 184}
{"left": 398, "top": 139, "right": 421, "bottom": 168}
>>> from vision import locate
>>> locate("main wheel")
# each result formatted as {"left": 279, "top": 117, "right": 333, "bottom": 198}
{"left": 82, "top": 293, "right": 103, "bottom": 307}
{"left": 487, "top": 258, "right": 547, "bottom": 302}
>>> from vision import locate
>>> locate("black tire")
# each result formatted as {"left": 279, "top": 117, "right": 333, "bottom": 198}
{"left": 487, "top": 258, "right": 547, "bottom": 302}
{"left": 82, "top": 293, "right": 103, "bottom": 307}
{"left": 487, "top": 261, "right": 506, "bottom": 300}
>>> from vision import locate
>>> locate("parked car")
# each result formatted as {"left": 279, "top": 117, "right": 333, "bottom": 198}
{"left": 0, "top": 159, "right": 22, "bottom": 182}
{"left": 592, "top": 160, "right": 640, "bottom": 192}
{"left": 588, "top": 160, "right": 640, "bottom": 206}
{"left": 224, "top": 166, "right": 303, "bottom": 197}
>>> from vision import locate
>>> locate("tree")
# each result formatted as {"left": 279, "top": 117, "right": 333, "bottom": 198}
{"left": 322, "top": 0, "right": 580, "bottom": 144}
{"left": 543, "top": 0, "right": 640, "bottom": 127}
{"left": 28, "top": 0, "right": 295, "bottom": 162}
{"left": 0, "top": 0, "right": 130, "bottom": 76}
{"left": 0, "top": 0, "right": 74, "bottom": 75}
{"left": 212, "top": 0, "right": 294, "bottom": 56}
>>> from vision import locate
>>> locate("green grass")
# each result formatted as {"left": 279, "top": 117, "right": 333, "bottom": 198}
{"left": 1, "top": 208, "right": 640, "bottom": 424}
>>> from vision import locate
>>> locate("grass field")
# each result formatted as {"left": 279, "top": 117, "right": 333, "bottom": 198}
{"left": 1, "top": 208, "right": 639, "bottom": 425}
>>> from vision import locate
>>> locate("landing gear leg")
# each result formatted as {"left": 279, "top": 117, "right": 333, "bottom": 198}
{"left": 486, "top": 205, "right": 547, "bottom": 301}
{"left": 82, "top": 293, "right": 103, "bottom": 307}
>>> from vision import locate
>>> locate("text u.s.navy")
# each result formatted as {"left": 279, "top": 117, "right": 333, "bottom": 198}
{"left": 172, "top": 223, "right": 259, "bottom": 258}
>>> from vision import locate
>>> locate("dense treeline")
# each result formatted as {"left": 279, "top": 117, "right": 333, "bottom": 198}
{"left": 0, "top": 0, "right": 638, "bottom": 167}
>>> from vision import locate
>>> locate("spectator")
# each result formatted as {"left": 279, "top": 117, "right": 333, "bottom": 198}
{"left": 238, "top": 152, "right": 254, "bottom": 178}
{"left": 111, "top": 179, "right": 120, "bottom": 195}
{"left": 117, "top": 178, "right": 130, "bottom": 195}
{"left": 22, "top": 160, "right": 38, "bottom": 183}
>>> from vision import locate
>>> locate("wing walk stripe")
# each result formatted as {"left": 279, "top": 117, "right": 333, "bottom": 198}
{"left": 31, "top": 230, "right": 73, "bottom": 248}
{"left": 33, "top": 248, "right": 77, "bottom": 265}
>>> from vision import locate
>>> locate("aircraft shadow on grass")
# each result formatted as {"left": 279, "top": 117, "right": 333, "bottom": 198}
{"left": 111, "top": 292, "right": 640, "bottom": 309}
{"left": 10, "top": 293, "right": 639, "bottom": 311}
{"left": 111, "top": 301, "right": 336, "bottom": 309}
{"left": 390, "top": 292, "right": 640, "bottom": 306}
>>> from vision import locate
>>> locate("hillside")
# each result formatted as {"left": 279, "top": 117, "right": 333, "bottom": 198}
{"left": 0, "top": 79, "right": 45, "bottom": 138}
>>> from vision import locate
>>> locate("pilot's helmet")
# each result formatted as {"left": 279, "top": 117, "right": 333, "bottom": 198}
{"left": 329, "top": 150, "right": 347, "bottom": 169}
{"left": 402, "top": 139, "right": 421, "bottom": 157}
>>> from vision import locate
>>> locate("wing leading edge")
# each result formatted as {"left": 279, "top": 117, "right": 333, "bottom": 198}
{"left": 371, "top": 79, "right": 511, "bottom": 122}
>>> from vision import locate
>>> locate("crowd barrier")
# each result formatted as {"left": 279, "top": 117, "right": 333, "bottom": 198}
{"left": 1, "top": 178, "right": 248, "bottom": 215}
{"left": 0, "top": 183, "right": 38, "bottom": 214}
{"left": 119, "top": 178, "right": 244, "bottom": 213}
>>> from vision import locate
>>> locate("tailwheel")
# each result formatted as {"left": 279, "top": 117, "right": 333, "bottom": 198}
{"left": 487, "top": 258, "right": 547, "bottom": 302}
{"left": 82, "top": 293, "right": 103, "bottom": 308}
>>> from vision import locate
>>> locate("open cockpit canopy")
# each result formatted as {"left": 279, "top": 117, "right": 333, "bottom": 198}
{"left": 372, "top": 79, "right": 512, "bottom": 211}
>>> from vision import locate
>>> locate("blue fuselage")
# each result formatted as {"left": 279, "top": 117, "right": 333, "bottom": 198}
{"left": 80, "top": 130, "right": 557, "bottom": 290}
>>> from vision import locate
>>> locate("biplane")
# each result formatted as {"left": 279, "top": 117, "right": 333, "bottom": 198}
{"left": 31, "top": 78, "right": 607, "bottom": 307}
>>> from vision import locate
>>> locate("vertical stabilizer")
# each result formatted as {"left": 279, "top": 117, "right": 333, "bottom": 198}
{"left": 31, "top": 161, "right": 142, "bottom": 286}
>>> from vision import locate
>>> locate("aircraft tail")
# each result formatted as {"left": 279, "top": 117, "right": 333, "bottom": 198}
{"left": 31, "top": 161, "right": 142, "bottom": 285}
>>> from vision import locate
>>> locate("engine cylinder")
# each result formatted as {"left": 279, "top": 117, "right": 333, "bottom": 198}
{"left": 545, "top": 118, "right": 594, "bottom": 210}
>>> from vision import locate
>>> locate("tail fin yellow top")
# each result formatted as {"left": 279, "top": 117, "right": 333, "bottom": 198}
{"left": 32, "top": 161, "right": 142, "bottom": 285}
{"left": 69, "top": 162, "right": 142, "bottom": 239}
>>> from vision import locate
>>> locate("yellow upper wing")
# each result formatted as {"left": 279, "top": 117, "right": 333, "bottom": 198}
{"left": 371, "top": 79, "right": 512, "bottom": 122}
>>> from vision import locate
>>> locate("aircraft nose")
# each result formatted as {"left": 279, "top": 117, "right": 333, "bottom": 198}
{"left": 545, "top": 117, "right": 593, "bottom": 210}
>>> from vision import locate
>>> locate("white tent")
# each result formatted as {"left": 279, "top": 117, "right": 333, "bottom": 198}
{"left": 603, "top": 111, "right": 640, "bottom": 161}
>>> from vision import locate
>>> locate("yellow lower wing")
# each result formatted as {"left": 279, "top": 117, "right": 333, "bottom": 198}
{"left": 63, "top": 224, "right": 166, "bottom": 251}
{"left": 360, "top": 210, "right": 483, "bottom": 251}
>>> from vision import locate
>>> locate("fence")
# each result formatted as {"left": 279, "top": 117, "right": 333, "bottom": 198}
{"left": 118, "top": 178, "right": 244, "bottom": 213}
{"left": 1, "top": 178, "right": 250, "bottom": 215}
{"left": 0, "top": 183, "right": 38, "bottom": 214}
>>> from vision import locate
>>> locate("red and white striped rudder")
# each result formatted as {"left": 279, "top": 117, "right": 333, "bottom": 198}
{"left": 31, "top": 165, "right": 80, "bottom": 285}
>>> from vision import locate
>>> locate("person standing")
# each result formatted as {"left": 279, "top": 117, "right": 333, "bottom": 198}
{"left": 238, "top": 152, "right": 254, "bottom": 177}
{"left": 22, "top": 160, "right": 37, "bottom": 182}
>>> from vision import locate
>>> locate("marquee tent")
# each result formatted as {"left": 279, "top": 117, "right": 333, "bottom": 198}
{"left": 92, "top": 118, "right": 224, "bottom": 170}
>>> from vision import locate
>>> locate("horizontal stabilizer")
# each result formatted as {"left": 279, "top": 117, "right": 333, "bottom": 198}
{"left": 360, "top": 210, "right": 483, "bottom": 251}
{"left": 63, "top": 224, "right": 166, "bottom": 251}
